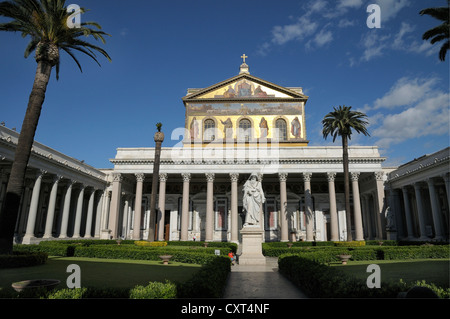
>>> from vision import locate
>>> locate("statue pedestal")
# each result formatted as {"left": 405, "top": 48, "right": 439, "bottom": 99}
{"left": 239, "top": 226, "right": 266, "bottom": 265}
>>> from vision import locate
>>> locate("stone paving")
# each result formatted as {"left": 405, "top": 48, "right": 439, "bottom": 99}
{"left": 222, "top": 257, "right": 308, "bottom": 299}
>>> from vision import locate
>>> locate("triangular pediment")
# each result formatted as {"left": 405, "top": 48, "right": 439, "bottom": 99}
{"left": 182, "top": 74, "right": 308, "bottom": 102}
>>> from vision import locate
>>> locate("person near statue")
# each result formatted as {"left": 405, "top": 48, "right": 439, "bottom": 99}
{"left": 242, "top": 173, "right": 265, "bottom": 227}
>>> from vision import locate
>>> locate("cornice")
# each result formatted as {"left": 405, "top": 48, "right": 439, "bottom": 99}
{"left": 387, "top": 153, "right": 449, "bottom": 182}
{"left": 182, "top": 73, "right": 308, "bottom": 102}
{"left": 110, "top": 157, "right": 385, "bottom": 166}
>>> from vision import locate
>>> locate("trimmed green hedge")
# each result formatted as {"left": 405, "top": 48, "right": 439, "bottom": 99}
{"left": 278, "top": 254, "right": 406, "bottom": 298}
{"left": 0, "top": 251, "right": 48, "bottom": 268}
{"left": 263, "top": 244, "right": 449, "bottom": 262}
{"left": 177, "top": 256, "right": 231, "bottom": 298}
{"left": 12, "top": 240, "right": 237, "bottom": 263}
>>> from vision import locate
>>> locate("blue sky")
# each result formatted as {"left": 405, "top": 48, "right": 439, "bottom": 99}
{"left": 1, "top": 0, "right": 449, "bottom": 169}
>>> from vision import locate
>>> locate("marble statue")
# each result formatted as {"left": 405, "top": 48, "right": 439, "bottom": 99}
{"left": 242, "top": 173, "right": 265, "bottom": 227}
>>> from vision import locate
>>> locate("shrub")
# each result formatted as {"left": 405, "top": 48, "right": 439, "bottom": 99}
{"left": 334, "top": 241, "right": 366, "bottom": 247}
{"left": 48, "top": 288, "right": 88, "bottom": 299}
{"left": 278, "top": 254, "right": 406, "bottom": 298}
{"left": 134, "top": 241, "right": 167, "bottom": 247}
{"left": 177, "top": 256, "right": 231, "bottom": 298}
{"left": 0, "top": 251, "right": 48, "bottom": 268}
{"left": 130, "top": 280, "right": 177, "bottom": 299}
{"left": 411, "top": 280, "right": 450, "bottom": 299}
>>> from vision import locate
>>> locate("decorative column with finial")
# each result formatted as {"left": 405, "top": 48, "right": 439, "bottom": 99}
{"left": 148, "top": 122, "right": 164, "bottom": 241}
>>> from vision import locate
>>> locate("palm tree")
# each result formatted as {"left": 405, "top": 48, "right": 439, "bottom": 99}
{"left": 420, "top": 1, "right": 449, "bottom": 61}
{"left": 0, "top": 0, "right": 111, "bottom": 254}
{"left": 322, "top": 105, "right": 370, "bottom": 241}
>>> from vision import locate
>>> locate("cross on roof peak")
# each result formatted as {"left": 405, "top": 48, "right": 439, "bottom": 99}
{"left": 241, "top": 54, "right": 248, "bottom": 63}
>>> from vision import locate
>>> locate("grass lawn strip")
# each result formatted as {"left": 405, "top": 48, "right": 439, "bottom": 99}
{"left": 0, "top": 256, "right": 201, "bottom": 294}
{"left": 331, "top": 258, "right": 449, "bottom": 288}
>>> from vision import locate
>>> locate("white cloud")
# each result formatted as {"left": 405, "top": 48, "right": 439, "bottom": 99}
{"left": 374, "top": 0, "right": 409, "bottom": 22}
{"left": 371, "top": 77, "right": 439, "bottom": 110}
{"left": 338, "top": 19, "right": 355, "bottom": 28}
{"left": 271, "top": 16, "right": 318, "bottom": 45}
{"left": 314, "top": 28, "right": 333, "bottom": 47}
{"left": 361, "top": 31, "right": 390, "bottom": 62}
{"left": 257, "top": 0, "right": 362, "bottom": 55}
{"left": 352, "top": 20, "right": 438, "bottom": 65}
{"left": 367, "top": 77, "right": 449, "bottom": 148}
{"left": 338, "top": 0, "right": 363, "bottom": 9}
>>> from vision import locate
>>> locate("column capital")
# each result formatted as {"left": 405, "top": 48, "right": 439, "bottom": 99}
{"left": 229, "top": 173, "right": 239, "bottom": 182}
{"left": 205, "top": 173, "right": 215, "bottom": 182}
{"left": 67, "top": 179, "right": 77, "bottom": 187}
{"left": 182, "top": 172, "right": 191, "bottom": 182}
{"left": 278, "top": 172, "right": 288, "bottom": 182}
{"left": 53, "top": 174, "right": 64, "bottom": 183}
{"left": 374, "top": 171, "right": 384, "bottom": 181}
{"left": 327, "top": 172, "right": 336, "bottom": 182}
{"left": 302, "top": 172, "right": 312, "bottom": 182}
{"left": 36, "top": 169, "right": 47, "bottom": 178}
{"left": 159, "top": 173, "right": 168, "bottom": 182}
{"left": 135, "top": 173, "right": 145, "bottom": 182}
{"left": 351, "top": 172, "right": 360, "bottom": 181}
{"left": 112, "top": 172, "right": 122, "bottom": 182}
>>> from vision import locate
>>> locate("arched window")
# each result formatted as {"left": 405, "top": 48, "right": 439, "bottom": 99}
{"left": 275, "top": 118, "right": 287, "bottom": 141}
{"left": 239, "top": 119, "right": 252, "bottom": 141}
{"left": 203, "top": 119, "right": 215, "bottom": 141}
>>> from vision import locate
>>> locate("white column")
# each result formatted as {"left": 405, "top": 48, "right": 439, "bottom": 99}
{"left": 85, "top": 189, "right": 96, "bottom": 238}
{"left": 59, "top": 180, "right": 75, "bottom": 238}
{"left": 181, "top": 173, "right": 191, "bottom": 241}
{"left": 327, "top": 172, "right": 339, "bottom": 241}
{"left": 427, "top": 178, "right": 444, "bottom": 240}
{"left": 205, "top": 173, "right": 215, "bottom": 242}
{"left": 43, "top": 175, "right": 63, "bottom": 238}
{"left": 132, "top": 173, "right": 145, "bottom": 240}
{"left": 413, "top": 182, "right": 428, "bottom": 240}
{"left": 157, "top": 173, "right": 168, "bottom": 241}
{"left": 73, "top": 184, "right": 85, "bottom": 238}
{"left": 374, "top": 172, "right": 385, "bottom": 240}
{"left": 230, "top": 173, "right": 239, "bottom": 243}
{"left": 94, "top": 191, "right": 104, "bottom": 238}
{"left": 401, "top": 187, "right": 415, "bottom": 239}
{"left": 442, "top": 173, "right": 450, "bottom": 211}
{"left": 303, "top": 172, "right": 314, "bottom": 241}
{"left": 23, "top": 170, "right": 46, "bottom": 242}
{"left": 279, "top": 173, "right": 288, "bottom": 242}
{"left": 351, "top": 172, "right": 364, "bottom": 241}
{"left": 109, "top": 173, "right": 122, "bottom": 239}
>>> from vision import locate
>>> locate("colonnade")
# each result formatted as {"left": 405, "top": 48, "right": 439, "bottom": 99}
{"left": 389, "top": 173, "right": 449, "bottom": 241}
{"left": 108, "top": 170, "right": 381, "bottom": 242}
{"left": 0, "top": 169, "right": 107, "bottom": 244}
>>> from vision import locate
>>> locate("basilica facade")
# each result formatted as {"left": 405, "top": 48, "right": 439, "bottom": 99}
{"left": 1, "top": 59, "right": 447, "bottom": 245}
{"left": 102, "top": 61, "right": 389, "bottom": 243}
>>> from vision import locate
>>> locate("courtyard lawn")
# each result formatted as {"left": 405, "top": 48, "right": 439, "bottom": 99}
{"left": 331, "top": 258, "right": 450, "bottom": 288}
{"left": 0, "top": 256, "right": 201, "bottom": 295}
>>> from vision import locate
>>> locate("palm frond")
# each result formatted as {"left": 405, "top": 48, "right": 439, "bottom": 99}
{"left": 0, "top": 0, "right": 111, "bottom": 79}
{"left": 322, "top": 105, "right": 370, "bottom": 143}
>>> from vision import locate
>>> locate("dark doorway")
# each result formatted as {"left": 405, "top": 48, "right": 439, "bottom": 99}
{"left": 164, "top": 210, "right": 170, "bottom": 241}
